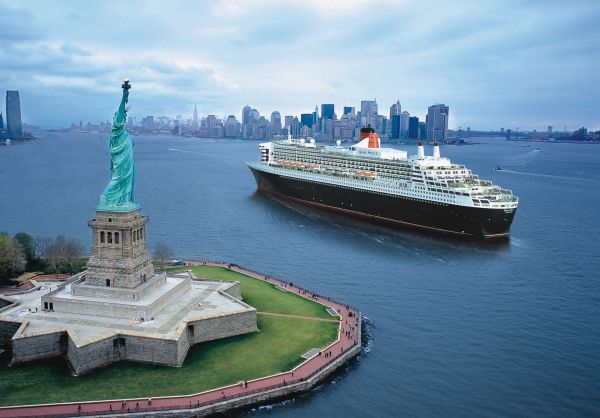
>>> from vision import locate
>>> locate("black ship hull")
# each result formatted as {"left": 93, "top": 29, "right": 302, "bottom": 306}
{"left": 249, "top": 166, "right": 516, "bottom": 239}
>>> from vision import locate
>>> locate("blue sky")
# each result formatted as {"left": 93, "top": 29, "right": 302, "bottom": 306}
{"left": 1, "top": 0, "right": 598, "bottom": 130}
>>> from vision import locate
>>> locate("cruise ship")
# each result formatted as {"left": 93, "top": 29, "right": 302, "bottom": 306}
{"left": 247, "top": 128, "right": 518, "bottom": 238}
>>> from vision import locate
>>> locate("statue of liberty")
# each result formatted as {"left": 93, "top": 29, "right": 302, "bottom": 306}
{"left": 98, "top": 79, "right": 140, "bottom": 212}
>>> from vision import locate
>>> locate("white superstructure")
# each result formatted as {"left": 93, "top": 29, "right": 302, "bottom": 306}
{"left": 250, "top": 137, "right": 518, "bottom": 211}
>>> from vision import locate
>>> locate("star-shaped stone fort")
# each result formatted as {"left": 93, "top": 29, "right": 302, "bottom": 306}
{"left": 0, "top": 82, "right": 257, "bottom": 375}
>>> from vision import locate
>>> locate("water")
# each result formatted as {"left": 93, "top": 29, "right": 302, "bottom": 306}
{"left": 1, "top": 134, "right": 600, "bottom": 417}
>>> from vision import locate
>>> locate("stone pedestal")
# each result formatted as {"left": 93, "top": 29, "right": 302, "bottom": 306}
{"left": 41, "top": 208, "right": 187, "bottom": 321}
{"left": 85, "top": 209, "right": 154, "bottom": 288}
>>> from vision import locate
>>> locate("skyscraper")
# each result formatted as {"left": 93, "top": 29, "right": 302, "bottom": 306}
{"left": 400, "top": 111, "right": 410, "bottom": 139}
{"left": 270, "top": 111, "right": 282, "bottom": 136}
{"left": 360, "top": 99, "right": 378, "bottom": 130}
{"left": 408, "top": 116, "right": 419, "bottom": 139}
{"left": 391, "top": 115, "right": 401, "bottom": 139}
{"left": 321, "top": 104, "right": 334, "bottom": 120}
{"left": 224, "top": 115, "right": 240, "bottom": 138}
{"left": 389, "top": 100, "right": 401, "bottom": 119}
{"left": 300, "top": 113, "right": 314, "bottom": 129}
{"left": 418, "top": 122, "right": 427, "bottom": 140}
{"left": 192, "top": 105, "right": 198, "bottom": 131}
{"left": 361, "top": 100, "right": 378, "bottom": 117}
{"left": 343, "top": 106, "right": 355, "bottom": 117}
{"left": 6, "top": 90, "right": 22, "bottom": 139}
{"left": 242, "top": 105, "right": 252, "bottom": 125}
{"left": 426, "top": 104, "right": 449, "bottom": 141}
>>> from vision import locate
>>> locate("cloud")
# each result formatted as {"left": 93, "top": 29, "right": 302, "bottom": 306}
{"left": 0, "top": 0, "right": 599, "bottom": 130}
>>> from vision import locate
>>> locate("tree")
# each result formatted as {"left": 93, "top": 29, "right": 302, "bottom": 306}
{"left": 33, "top": 237, "right": 52, "bottom": 259}
{"left": 0, "top": 233, "right": 26, "bottom": 281}
{"left": 44, "top": 235, "right": 84, "bottom": 274}
{"left": 14, "top": 232, "right": 34, "bottom": 263}
{"left": 153, "top": 242, "right": 174, "bottom": 270}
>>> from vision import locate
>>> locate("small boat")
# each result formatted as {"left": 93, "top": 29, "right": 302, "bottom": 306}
{"left": 495, "top": 166, "right": 503, "bottom": 171}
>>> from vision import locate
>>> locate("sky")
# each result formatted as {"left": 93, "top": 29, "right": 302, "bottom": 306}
{"left": 0, "top": 0, "right": 599, "bottom": 130}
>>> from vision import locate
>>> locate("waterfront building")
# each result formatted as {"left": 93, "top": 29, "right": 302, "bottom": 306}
{"left": 284, "top": 115, "right": 301, "bottom": 137}
{"left": 312, "top": 105, "right": 319, "bottom": 132}
{"left": 242, "top": 105, "right": 252, "bottom": 125}
{"left": 300, "top": 113, "right": 314, "bottom": 129}
{"left": 6, "top": 90, "right": 22, "bottom": 140}
{"left": 400, "top": 111, "right": 410, "bottom": 138}
{"left": 192, "top": 105, "right": 198, "bottom": 131}
{"left": 389, "top": 100, "right": 401, "bottom": 119}
{"left": 408, "top": 116, "right": 419, "bottom": 139}
{"left": 427, "top": 103, "right": 449, "bottom": 141}
{"left": 391, "top": 115, "right": 401, "bottom": 139}
{"left": 270, "top": 111, "right": 282, "bottom": 136}
{"left": 360, "top": 99, "right": 378, "bottom": 129}
{"left": 418, "top": 121, "right": 426, "bottom": 140}
{"left": 206, "top": 115, "right": 218, "bottom": 132}
{"left": 0, "top": 112, "right": 4, "bottom": 136}
{"left": 225, "top": 115, "right": 240, "bottom": 138}
{"left": 321, "top": 104, "right": 334, "bottom": 120}
{"left": 256, "top": 116, "right": 270, "bottom": 139}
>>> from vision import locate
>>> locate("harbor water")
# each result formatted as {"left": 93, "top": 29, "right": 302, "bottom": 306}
{"left": 1, "top": 133, "right": 599, "bottom": 417}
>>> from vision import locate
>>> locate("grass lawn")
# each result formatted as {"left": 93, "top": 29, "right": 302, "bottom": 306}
{"left": 0, "top": 267, "right": 339, "bottom": 407}
{"left": 169, "top": 266, "right": 334, "bottom": 319}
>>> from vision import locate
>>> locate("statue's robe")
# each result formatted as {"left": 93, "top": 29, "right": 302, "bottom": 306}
{"left": 98, "top": 92, "right": 138, "bottom": 211}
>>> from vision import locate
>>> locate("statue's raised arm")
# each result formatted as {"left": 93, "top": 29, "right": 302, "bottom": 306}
{"left": 115, "top": 79, "right": 131, "bottom": 125}
{"left": 97, "top": 79, "right": 140, "bottom": 212}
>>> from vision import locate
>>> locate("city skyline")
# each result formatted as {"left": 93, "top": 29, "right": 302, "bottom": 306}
{"left": 0, "top": 1, "right": 599, "bottom": 130}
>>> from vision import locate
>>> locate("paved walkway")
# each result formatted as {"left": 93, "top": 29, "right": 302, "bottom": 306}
{"left": 0, "top": 261, "right": 361, "bottom": 418}
{"left": 256, "top": 312, "right": 340, "bottom": 322}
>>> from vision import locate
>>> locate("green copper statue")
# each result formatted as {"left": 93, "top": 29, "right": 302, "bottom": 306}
{"left": 98, "top": 79, "right": 140, "bottom": 212}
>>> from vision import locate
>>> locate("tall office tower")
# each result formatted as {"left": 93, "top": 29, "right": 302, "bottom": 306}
{"left": 391, "top": 115, "right": 401, "bottom": 139}
{"left": 389, "top": 100, "right": 401, "bottom": 119}
{"left": 400, "top": 111, "right": 410, "bottom": 138}
{"left": 547, "top": 126, "right": 553, "bottom": 133}
{"left": 300, "top": 113, "right": 314, "bottom": 129}
{"left": 360, "top": 99, "right": 378, "bottom": 129}
{"left": 192, "top": 105, "right": 198, "bottom": 130}
{"left": 343, "top": 106, "right": 355, "bottom": 117}
{"left": 242, "top": 105, "right": 252, "bottom": 125}
{"left": 361, "top": 100, "right": 378, "bottom": 117}
{"left": 6, "top": 90, "right": 22, "bottom": 139}
{"left": 426, "top": 104, "right": 449, "bottom": 141}
{"left": 418, "top": 122, "right": 427, "bottom": 140}
{"left": 224, "top": 115, "right": 240, "bottom": 138}
{"left": 408, "top": 116, "right": 419, "bottom": 139}
{"left": 284, "top": 115, "right": 293, "bottom": 130}
{"left": 292, "top": 116, "right": 300, "bottom": 137}
{"left": 241, "top": 105, "right": 252, "bottom": 138}
{"left": 321, "top": 104, "right": 334, "bottom": 120}
{"left": 312, "top": 105, "right": 319, "bottom": 131}
{"left": 320, "top": 104, "right": 334, "bottom": 135}
{"left": 270, "top": 111, "right": 282, "bottom": 136}
{"left": 250, "top": 109, "right": 260, "bottom": 122}
{"left": 206, "top": 115, "right": 218, "bottom": 134}
{"left": 0, "top": 112, "right": 4, "bottom": 133}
